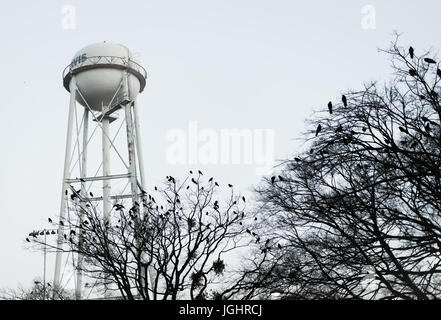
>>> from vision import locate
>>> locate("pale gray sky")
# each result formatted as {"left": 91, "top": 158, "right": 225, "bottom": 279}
{"left": 1, "top": 0, "right": 441, "bottom": 290}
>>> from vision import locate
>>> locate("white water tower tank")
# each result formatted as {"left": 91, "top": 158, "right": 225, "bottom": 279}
{"left": 63, "top": 42, "right": 147, "bottom": 111}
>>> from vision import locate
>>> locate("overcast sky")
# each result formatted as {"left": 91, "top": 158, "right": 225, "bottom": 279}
{"left": 1, "top": 0, "right": 441, "bottom": 291}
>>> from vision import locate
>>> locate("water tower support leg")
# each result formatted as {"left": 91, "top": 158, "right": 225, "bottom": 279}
{"left": 102, "top": 113, "right": 112, "bottom": 298}
{"left": 76, "top": 108, "right": 89, "bottom": 300}
{"left": 133, "top": 99, "right": 154, "bottom": 295}
{"left": 54, "top": 78, "right": 77, "bottom": 297}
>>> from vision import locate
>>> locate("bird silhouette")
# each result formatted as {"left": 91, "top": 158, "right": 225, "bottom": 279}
{"left": 48, "top": 218, "right": 52, "bottom": 223}
{"left": 294, "top": 157, "right": 301, "bottom": 162}
{"left": 315, "top": 124, "right": 322, "bottom": 137}
{"left": 26, "top": 238, "right": 30, "bottom": 242}
{"left": 189, "top": 170, "right": 193, "bottom": 174}
{"left": 278, "top": 175, "right": 285, "bottom": 182}
{"left": 409, "top": 46, "right": 414, "bottom": 59}
{"left": 271, "top": 176, "right": 276, "bottom": 185}
{"left": 254, "top": 217, "right": 258, "bottom": 221}
{"left": 191, "top": 178, "right": 197, "bottom": 184}
{"left": 228, "top": 184, "right": 233, "bottom": 187}
{"left": 409, "top": 69, "right": 417, "bottom": 77}
{"left": 424, "top": 58, "right": 436, "bottom": 64}
{"left": 336, "top": 124, "right": 343, "bottom": 133}
{"left": 342, "top": 95, "right": 347, "bottom": 107}
{"left": 80, "top": 178, "right": 85, "bottom": 183}
{"left": 328, "top": 101, "right": 333, "bottom": 114}
{"left": 215, "top": 182, "right": 219, "bottom": 187}
{"left": 59, "top": 221, "right": 64, "bottom": 226}
{"left": 242, "top": 196, "right": 246, "bottom": 202}
{"left": 155, "top": 186, "right": 158, "bottom": 191}
{"left": 437, "top": 69, "right": 441, "bottom": 78}
{"left": 425, "top": 123, "right": 431, "bottom": 132}
{"left": 198, "top": 170, "right": 203, "bottom": 175}
{"left": 277, "top": 243, "right": 282, "bottom": 249}
{"left": 208, "top": 177, "right": 213, "bottom": 182}
{"left": 398, "top": 126, "right": 407, "bottom": 133}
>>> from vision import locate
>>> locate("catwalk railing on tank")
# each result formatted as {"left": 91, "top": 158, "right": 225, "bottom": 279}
{"left": 62, "top": 55, "right": 148, "bottom": 93}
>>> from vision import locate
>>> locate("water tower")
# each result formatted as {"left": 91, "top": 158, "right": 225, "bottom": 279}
{"left": 55, "top": 42, "right": 148, "bottom": 298}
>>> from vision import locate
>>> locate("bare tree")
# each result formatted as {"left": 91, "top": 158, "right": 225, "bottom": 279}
{"left": 253, "top": 36, "right": 441, "bottom": 300}
{"left": 30, "top": 172, "right": 268, "bottom": 300}
{"left": 0, "top": 278, "right": 73, "bottom": 300}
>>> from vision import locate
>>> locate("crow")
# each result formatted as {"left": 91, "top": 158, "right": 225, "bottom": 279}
{"left": 336, "top": 124, "right": 343, "bottom": 133}
{"left": 26, "top": 238, "right": 30, "bottom": 242}
{"left": 80, "top": 178, "right": 85, "bottom": 182}
{"left": 228, "top": 184, "right": 233, "bottom": 187}
{"left": 215, "top": 182, "right": 219, "bottom": 187}
{"left": 254, "top": 217, "right": 258, "bottom": 221}
{"left": 191, "top": 178, "right": 197, "bottom": 184}
{"left": 198, "top": 170, "right": 203, "bottom": 175}
{"left": 294, "top": 157, "right": 301, "bottom": 162}
{"left": 437, "top": 69, "right": 441, "bottom": 78}
{"left": 278, "top": 175, "right": 285, "bottom": 182}
{"left": 328, "top": 101, "right": 333, "bottom": 114}
{"left": 426, "top": 123, "right": 431, "bottom": 132}
{"left": 155, "top": 186, "right": 158, "bottom": 191}
{"left": 271, "top": 176, "right": 276, "bottom": 185}
{"left": 398, "top": 126, "right": 407, "bottom": 133}
{"left": 409, "top": 69, "right": 417, "bottom": 77}
{"left": 315, "top": 124, "right": 322, "bottom": 137}
{"left": 424, "top": 58, "right": 436, "bottom": 64}
{"left": 208, "top": 177, "right": 213, "bottom": 182}
{"left": 409, "top": 46, "right": 414, "bottom": 59}
{"left": 59, "top": 221, "right": 64, "bottom": 226}
{"left": 242, "top": 196, "right": 246, "bottom": 202}
{"left": 48, "top": 218, "right": 52, "bottom": 223}
{"left": 246, "top": 229, "right": 251, "bottom": 234}
{"left": 342, "top": 95, "right": 347, "bottom": 107}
